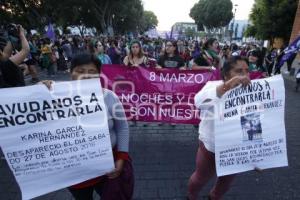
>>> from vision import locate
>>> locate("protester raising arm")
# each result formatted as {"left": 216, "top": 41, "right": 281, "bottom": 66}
{"left": 6, "top": 25, "right": 30, "bottom": 65}
{"left": 0, "top": 25, "right": 28, "bottom": 88}
{"left": 123, "top": 40, "right": 148, "bottom": 67}
{"left": 188, "top": 56, "right": 251, "bottom": 200}
{"left": 216, "top": 75, "right": 250, "bottom": 98}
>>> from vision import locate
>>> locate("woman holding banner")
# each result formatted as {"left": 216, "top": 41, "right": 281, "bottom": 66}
{"left": 156, "top": 40, "right": 186, "bottom": 70}
{"left": 187, "top": 56, "right": 251, "bottom": 200}
{"left": 41, "top": 52, "right": 134, "bottom": 200}
{"left": 123, "top": 40, "right": 148, "bottom": 67}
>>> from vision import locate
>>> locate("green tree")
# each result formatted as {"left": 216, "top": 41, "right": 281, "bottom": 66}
{"left": 0, "top": 0, "right": 93, "bottom": 31}
{"left": 246, "top": 0, "right": 298, "bottom": 42}
{"left": 229, "top": 22, "right": 234, "bottom": 40}
{"left": 140, "top": 11, "right": 158, "bottom": 33}
{"left": 241, "top": 25, "right": 246, "bottom": 37}
{"left": 47, "top": 0, "right": 100, "bottom": 35}
{"left": 0, "top": 0, "right": 146, "bottom": 35}
{"left": 0, "top": 0, "right": 44, "bottom": 29}
{"left": 185, "top": 27, "right": 197, "bottom": 39}
{"left": 190, "top": 0, "right": 233, "bottom": 30}
{"left": 112, "top": 0, "right": 144, "bottom": 34}
{"left": 244, "top": 24, "right": 257, "bottom": 38}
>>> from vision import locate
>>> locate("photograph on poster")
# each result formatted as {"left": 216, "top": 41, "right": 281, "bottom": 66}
{"left": 241, "top": 113, "right": 263, "bottom": 142}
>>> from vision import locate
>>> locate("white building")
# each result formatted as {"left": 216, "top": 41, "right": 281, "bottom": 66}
{"left": 228, "top": 20, "right": 249, "bottom": 39}
{"left": 172, "top": 22, "right": 198, "bottom": 33}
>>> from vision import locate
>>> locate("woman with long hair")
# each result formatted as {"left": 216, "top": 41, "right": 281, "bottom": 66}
{"left": 90, "top": 40, "right": 112, "bottom": 65}
{"left": 157, "top": 40, "right": 186, "bottom": 70}
{"left": 123, "top": 40, "right": 148, "bottom": 67}
{"left": 203, "top": 38, "right": 222, "bottom": 68}
{"left": 248, "top": 49, "right": 266, "bottom": 73}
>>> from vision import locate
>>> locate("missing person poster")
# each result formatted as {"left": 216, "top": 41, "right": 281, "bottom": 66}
{"left": 215, "top": 75, "right": 288, "bottom": 176}
{"left": 0, "top": 79, "right": 114, "bottom": 200}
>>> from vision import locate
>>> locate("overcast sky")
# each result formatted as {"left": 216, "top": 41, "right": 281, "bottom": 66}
{"left": 142, "top": 0, "right": 255, "bottom": 31}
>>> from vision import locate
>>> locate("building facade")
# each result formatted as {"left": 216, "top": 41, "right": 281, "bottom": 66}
{"left": 172, "top": 22, "right": 198, "bottom": 33}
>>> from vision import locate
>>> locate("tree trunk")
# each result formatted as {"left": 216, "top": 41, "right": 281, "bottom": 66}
{"left": 16, "top": 0, "right": 43, "bottom": 28}
{"left": 78, "top": 26, "right": 84, "bottom": 37}
{"left": 106, "top": 15, "right": 114, "bottom": 36}
{"left": 100, "top": 17, "right": 108, "bottom": 35}
{"left": 90, "top": 0, "right": 110, "bottom": 35}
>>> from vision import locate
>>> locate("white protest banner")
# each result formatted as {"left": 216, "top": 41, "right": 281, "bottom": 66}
{"left": 215, "top": 75, "right": 288, "bottom": 176}
{"left": 0, "top": 79, "right": 114, "bottom": 200}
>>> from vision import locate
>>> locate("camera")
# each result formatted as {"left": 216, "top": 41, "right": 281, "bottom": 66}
{"left": 6, "top": 24, "right": 21, "bottom": 51}
{"left": 7, "top": 24, "right": 20, "bottom": 38}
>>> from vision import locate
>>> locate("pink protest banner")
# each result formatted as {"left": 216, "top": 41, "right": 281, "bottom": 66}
{"left": 101, "top": 65, "right": 220, "bottom": 124}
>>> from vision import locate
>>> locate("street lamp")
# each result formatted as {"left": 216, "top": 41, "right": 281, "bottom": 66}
{"left": 230, "top": 4, "right": 238, "bottom": 43}
{"left": 234, "top": 4, "right": 238, "bottom": 14}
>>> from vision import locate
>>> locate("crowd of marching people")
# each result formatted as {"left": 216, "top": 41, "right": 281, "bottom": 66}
{"left": 0, "top": 23, "right": 299, "bottom": 200}
{"left": 2, "top": 27, "right": 300, "bottom": 90}
{"left": 1, "top": 23, "right": 299, "bottom": 89}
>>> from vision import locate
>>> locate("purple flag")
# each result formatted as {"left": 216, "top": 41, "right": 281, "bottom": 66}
{"left": 279, "top": 35, "right": 300, "bottom": 67}
{"left": 46, "top": 23, "right": 55, "bottom": 41}
{"left": 165, "top": 32, "right": 170, "bottom": 39}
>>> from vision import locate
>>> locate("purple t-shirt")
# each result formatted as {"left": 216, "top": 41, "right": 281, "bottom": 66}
{"left": 108, "top": 47, "right": 121, "bottom": 64}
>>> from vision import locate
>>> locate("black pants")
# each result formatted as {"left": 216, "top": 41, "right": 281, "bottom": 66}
{"left": 69, "top": 183, "right": 101, "bottom": 200}
{"left": 267, "top": 62, "right": 274, "bottom": 76}
{"left": 247, "top": 130, "right": 254, "bottom": 141}
{"left": 68, "top": 160, "right": 134, "bottom": 200}
{"left": 274, "top": 65, "right": 281, "bottom": 75}
{"left": 287, "top": 53, "right": 297, "bottom": 71}
{"left": 296, "top": 78, "right": 300, "bottom": 91}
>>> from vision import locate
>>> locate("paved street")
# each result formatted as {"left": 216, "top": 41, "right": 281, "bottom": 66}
{"left": 0, "top": 72, "right": 299, "bottom": 200}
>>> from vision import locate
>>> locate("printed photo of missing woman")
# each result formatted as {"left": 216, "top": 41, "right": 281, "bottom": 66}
{"left": 241, "top": 113, "right": 263, "bottom": 142}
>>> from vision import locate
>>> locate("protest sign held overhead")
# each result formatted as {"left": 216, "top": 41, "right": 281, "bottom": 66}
{"left": 214, "top": 75, "right": 288, "bottom": 176}
{"left": 0, "top": 79, "right": 114, "bottom": 200}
